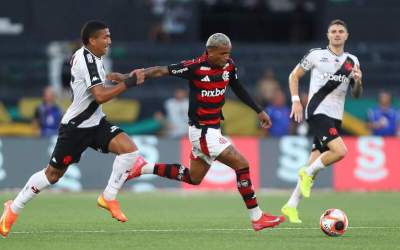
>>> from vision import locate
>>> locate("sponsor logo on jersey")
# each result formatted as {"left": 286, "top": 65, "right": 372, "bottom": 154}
{"left": 171, "top": 67, "right": 188, "bottom": 74}
{"left": 201, "top": 75, "right": 210, "bottom": 82}
{"left": 321, "top": 73, "right": 350, "bottom": 84}
{"left": 200, "top": 66, "right": 211, "bottom": 70}
{"left": 201, "top": 87, "right": 226, "bottom": 97}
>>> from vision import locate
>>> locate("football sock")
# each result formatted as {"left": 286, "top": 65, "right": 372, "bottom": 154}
{"left": 305, "top": 156, "right": 325, "bottom": 176}
{"left": 103, "top": 151, "right": 139, "bottom": 200}
{"left": 11, "top": 169, "right": 51, "bottom": 214}
{"left": 235, "top": 168, "right": 261, "bottom": 220}
{"left": 153, "top": 163, "right": 193, "bottom": 184}
{"left": 287, "top": 179, "right": 302, "bottom": 208}
{"left": 141, "top": 162, "right": 155, "bottom": 174}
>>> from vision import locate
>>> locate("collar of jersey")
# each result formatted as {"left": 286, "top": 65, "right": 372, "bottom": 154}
{"left": 83, "top": 47, "right": 102, "bottom": 60}
{"left": 326, "top": 46, "right": 344, "bottom": 57}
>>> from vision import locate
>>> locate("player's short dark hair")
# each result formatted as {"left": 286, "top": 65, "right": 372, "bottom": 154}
{"left": 81, "top": 20, "right": 108, "bottom": 45}
{"left": 327, "top": 19, "right": 348, "bottom": 31}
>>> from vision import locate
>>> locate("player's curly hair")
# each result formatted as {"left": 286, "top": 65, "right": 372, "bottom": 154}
{"left": 81, "top": 20, "right": 108, "bottom": 45}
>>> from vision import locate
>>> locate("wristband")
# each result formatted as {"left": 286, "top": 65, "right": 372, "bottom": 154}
{"left": 291, "top": 95, "right": 300, "bottom": 102}
{"left": 123, "top": 74, "right": 138, "bottom": 88}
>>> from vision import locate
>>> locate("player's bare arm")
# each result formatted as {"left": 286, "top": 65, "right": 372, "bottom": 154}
{"left": 143, "top": 66, "right": 169, "bottom": 79}
{"left": 351, "top": 64, "right": 363, "bottom": 98}
{"left": 106, "top": 69, "right": 145, "bottom": 84}
{"left": 91, "top": 70, "right": 143, "bottom": 104}
{"left": 90, "top": 83, "right": 128, "bottom": 104}
{"left": 289, "top": 65, "right": 306, "bottom": 123}
{"left": 229, "top": 76, "right": 271, "bottom": 128}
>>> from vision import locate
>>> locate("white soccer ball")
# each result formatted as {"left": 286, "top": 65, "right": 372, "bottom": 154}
{"left": 319, "top": 208, "right": 349, "bottom": 237}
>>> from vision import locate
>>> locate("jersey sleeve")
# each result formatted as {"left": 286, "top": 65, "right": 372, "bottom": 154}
{"left": 229, "top": 66, "right": 263, "bottom": 113}
{"left": 299, "top": 49, "right": 318, "bottom": 71}
{"left": 80, "top": 50, "right": 103, "bottom": 89}
{"left": 167, "top": 60, "right": 195, "bottom": 79}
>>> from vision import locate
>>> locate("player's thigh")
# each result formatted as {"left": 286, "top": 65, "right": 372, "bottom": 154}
{"left": 189, "top": 157, "right": 210, "bottom": 184}
{"left": 92, "top": 118, "right": 137, "bottom": 154}
{"left": 216, "top": 145, "right": 248, "bottom": 170}
{"left": 49, "top": 125, "right": 90, "bottom": 170}
{"left": 108, "top": 132, "right": 138, "bottom": 155}
{"left": 326, "top": 136, "right": 347, "bottom": 155}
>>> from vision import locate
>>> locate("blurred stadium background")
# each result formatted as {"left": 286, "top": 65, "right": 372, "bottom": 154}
{"left": 0, "top": 0, "right": 399, "bottom": 248}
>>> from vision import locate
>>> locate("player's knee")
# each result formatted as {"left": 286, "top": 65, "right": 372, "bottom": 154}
{"left": 190, "top": 178, "right": 202, "bottom": 185}
{"left": 45, "top": 166, "right": 65, "bottom": 184}
{"left": 334, "top": 147, "right": 348, "bottom": 161}
{"left": 238, "top": 157, "right": 249, "bottom": 168}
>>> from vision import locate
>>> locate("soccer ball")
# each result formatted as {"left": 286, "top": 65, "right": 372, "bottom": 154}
{"left": 319, "top": 208, "right": 348, "bottom": 237}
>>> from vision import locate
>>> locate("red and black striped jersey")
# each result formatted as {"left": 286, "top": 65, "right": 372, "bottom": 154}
{"left": 168, "top": 53, "right": 262, "bottom": 128}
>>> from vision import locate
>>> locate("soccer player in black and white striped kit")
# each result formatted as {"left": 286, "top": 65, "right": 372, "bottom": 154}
{"left": 281, "top": 19, "right": 363, "bottom": 223}
{"left": 0, "top": 21, "right": 145, "bottom": 237}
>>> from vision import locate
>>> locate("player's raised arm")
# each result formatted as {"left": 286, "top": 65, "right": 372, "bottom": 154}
{"left": 350, "top": 64, "right": 363, "bottom": 98}
{"left": 289, "top": 65, "right": 307, "bottom": 123}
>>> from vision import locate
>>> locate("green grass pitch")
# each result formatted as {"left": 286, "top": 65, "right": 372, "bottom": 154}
{"left": 0, "top": 191, "right": 399, "bottom": 250}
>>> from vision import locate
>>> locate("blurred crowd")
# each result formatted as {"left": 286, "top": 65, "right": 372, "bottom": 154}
{"left": 9, "top": 66, "right": 397, "bottom": 139}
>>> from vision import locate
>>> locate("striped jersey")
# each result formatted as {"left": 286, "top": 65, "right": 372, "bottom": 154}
{"left": 61, "top": 47, "right": 106, "bottom": 128}
{"left": 168, "top": 53, "right": 241, "bottom": 127}
{"left": 299, "top": 47, "right": 360, "bottom": 120}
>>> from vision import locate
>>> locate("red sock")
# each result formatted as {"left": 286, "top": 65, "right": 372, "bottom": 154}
{"left": 154, "top": 163, "right": 193, "bottom": 184}
{"left": 236, "top": 168, "right": 258, "bottom": 209}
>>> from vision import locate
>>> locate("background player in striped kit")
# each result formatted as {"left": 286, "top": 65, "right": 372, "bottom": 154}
{"left": 281, "top": 19, "right": 363, "bottom": 223}
{"left": 109, "top": 33, "right": 285, "bottom": 231}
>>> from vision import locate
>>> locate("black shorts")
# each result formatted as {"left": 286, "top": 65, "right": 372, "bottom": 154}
{"left": 49, "top": 118, "right": 123, "bottom": 169}
{"left": 307, "top": 114, "right": 342, "bottom": 153}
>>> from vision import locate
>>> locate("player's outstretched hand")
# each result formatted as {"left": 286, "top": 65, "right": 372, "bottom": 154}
{"left": 106, "top": 72, "right": 126, "bottom": 83}
{"left": 352, "top": 64, "right": 362, "bottom": 83}
{"left": 258, "top": 111, "right": 272, "bottom": 129}
{"left": 290, "top": 101, "right": 303, "bottom": 123}
{"left": 130, "top": 68, "right": 145, "bottom": 85}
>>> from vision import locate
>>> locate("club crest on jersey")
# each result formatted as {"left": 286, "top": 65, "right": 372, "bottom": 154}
{"left": 222, "top": 71, "right": 229, "bottom": 81}
{"left": 344, "top": 60, "right": 353, "bottom": 72}
{"left": 201, "top": 87, "right": 226, "bottom": 97}
{"left": 86, "top": 53, "right": 94, "bottom": 63}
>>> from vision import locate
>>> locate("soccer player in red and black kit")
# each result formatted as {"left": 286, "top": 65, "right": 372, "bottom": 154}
{"left": 110, "top": 33, "right": 285, "bottom": 231}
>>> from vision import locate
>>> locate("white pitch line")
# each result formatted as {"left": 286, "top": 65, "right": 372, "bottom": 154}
{"left": 9, "top": 226, "right": 400, "bottom": 235}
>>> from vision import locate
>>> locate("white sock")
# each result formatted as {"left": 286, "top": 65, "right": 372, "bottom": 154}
{"left": 11, "top": 169, "right": 51, "bottom": 214}
{"left": 141, "top": 162, "right": 155, "bottom": 174}
{"left": 249, "top": 206, "right": 263, "bottom": 221}
{"left": 305, "top": 155, "right": 325, "bottom": 176}
{"left": 103, "top": 151, "right": 139, "bottom": 200}
{"left": 287, "top": 179, "right": 302, "bottom": 208}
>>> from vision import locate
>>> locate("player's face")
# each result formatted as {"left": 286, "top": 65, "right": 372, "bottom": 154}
{"left": 90, "top": 28, "right": 111, "bottom": 56}
{"left": 208, "top": 45, "right": 231, "bottom": 67}
{"left": 327, "top": 24, "right": 348, "bottom": 47}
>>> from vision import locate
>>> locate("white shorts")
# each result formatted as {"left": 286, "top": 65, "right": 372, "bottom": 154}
{"left": 188, "top": 125, "right": 232, "bottom": 165}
